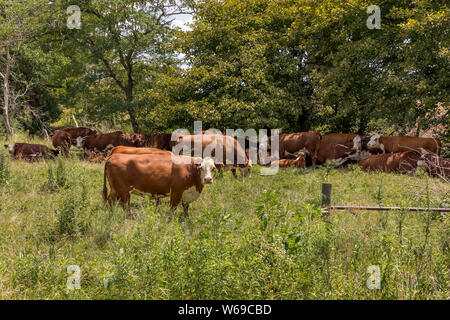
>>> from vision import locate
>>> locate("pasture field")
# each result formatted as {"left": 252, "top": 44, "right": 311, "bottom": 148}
{"left": 0, "top": 136, "right": 448, "bottom": 300}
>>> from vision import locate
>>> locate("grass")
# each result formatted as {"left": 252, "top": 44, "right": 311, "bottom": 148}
{"left": 0, "top": 134, "right": 448, "bottom": 299}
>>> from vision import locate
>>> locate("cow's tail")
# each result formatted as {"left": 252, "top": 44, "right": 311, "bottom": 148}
{"left": 102, "top": 161, "right": 109, "bottom": 203}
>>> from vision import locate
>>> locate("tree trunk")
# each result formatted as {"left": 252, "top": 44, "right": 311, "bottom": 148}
{"left": 125, "top": 88, "right": 139, "bottom": 133}
{"left": 2, "top": 45, "right": 14, "bottom": 136}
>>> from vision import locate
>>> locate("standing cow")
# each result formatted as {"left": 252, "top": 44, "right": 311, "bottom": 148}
{"left": 366, "top": 134, "right": 441, "bottom": 155}
{"left": 76, "top": 131, "right": 124, "bottom": 156}
{"left": 277, "top": 132, "right": 322, "bottom": 167}
{"left": 52, "top": 130, "right": 72, "bottom": 157}
{"left": 103, "top": 153, "right": 216, "bottom": 216}
{"left": 321, "top": 133, "right": 360, "bottom": 149}
{"left": 173, "top": 134, "right": 252, "bottom": 178}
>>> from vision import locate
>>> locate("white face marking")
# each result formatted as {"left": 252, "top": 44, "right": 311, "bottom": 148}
{"left": 417, "top": 160, "right": 427, "bottom": 167}
{"left": 348, "top": 150, "right": 371, "bottom": 161}
{"left": 7, "top": 143, "right": 15, "bottom": 154}
{"left": 199, "top": 157, "right": 216, "bottom": 183}
{"left": 182, "top": 186, "right": 201, "bottom": 204}
{"left": 75, "top": 136, "right": 86, "bottom": 148}
{"left": 367, "top": 134, "right": 381, "bottom": 149}
{"left": 352, "top": 136, "right": 362, "bottom": 150}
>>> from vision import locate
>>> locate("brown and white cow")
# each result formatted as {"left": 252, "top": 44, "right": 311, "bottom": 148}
{"left": 4, "top": 143, "right": 59, "bottom": 161}
{"left": 103, "top": 153, "right": 216, "bottom": 216}
{"left": 358, "top": 151, "right": 424, "bottom": 174}
{"left": 76, "top": 131, "right": 124, "bottom": 156}
{"left": 321, "top": 133, "right": 360, "bottom": 149}
{"left": 270, "top": 155, "right": 306, "bottom": 168}
{"left": 59, "top": 127, "right": 97, "bottom": 141}
{"left": 277, "top": 132, "right": 321, "bottom": 167}
{"left": 316, "top": 142, "right": 357, "bottom": 167}
{"left": 52, "top": 130, "right": 72, "bottom": 157}
{"left": 366, "top": 134, "right": 441, "bottom": 155}
{"left": 173, "top": 134, "right": 252, "bottom": 178}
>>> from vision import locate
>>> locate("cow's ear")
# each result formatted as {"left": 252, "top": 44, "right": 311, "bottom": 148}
{"left": 3, "top": 144, "right": 7, "bottom": 149}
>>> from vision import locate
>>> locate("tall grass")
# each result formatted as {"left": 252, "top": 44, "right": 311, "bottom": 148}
{"left": 0, "top": 134, "right": 448, "bottom": 299}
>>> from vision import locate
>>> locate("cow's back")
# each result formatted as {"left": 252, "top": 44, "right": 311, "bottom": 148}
{"left": 107, "top": 153, "right": 173, "bottom": 195}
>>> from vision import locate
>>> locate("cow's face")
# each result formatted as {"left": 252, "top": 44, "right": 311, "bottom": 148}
{"left": 352, "top": 136, "right": 362, "bottom": 150}
{"left": 75, "top": 136, "right": 87, "bottom": 148}
{"left": 198, "top": 157, "right": 216, "bottom": 184}
{"left": 239, "top": 160, "right": 253, "bottom": 178}
{"left": 367, "top": 134, "right": 383, "bottom": 150}
{"left": 4, "top": 143, "right": 15, "bottom": 155}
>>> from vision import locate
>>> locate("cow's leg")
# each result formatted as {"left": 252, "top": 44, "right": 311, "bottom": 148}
{"left": 231, "top": 168, "right": 238, "bottom": 178}
{"left": 170, "top": 191, "right": 182, "bottom": 212}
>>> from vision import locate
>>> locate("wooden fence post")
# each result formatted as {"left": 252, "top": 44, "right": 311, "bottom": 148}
{"left": 321, "top": 183, "right": 332, "bottom": 217}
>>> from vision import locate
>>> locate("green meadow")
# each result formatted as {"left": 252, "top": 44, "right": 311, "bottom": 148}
{"left": 0, "top": 135, "right": 448, "bottom": 300}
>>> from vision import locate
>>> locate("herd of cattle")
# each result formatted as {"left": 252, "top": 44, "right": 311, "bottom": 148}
{"left": 2, "top": 127, "right": 448, "bottom": 215}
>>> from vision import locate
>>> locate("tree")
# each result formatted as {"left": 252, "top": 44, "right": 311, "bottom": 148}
{"left": 49, "top": 0, "right": 192, "bottom": 133}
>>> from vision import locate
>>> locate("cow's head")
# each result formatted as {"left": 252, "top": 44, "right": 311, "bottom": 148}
{"left": 366, "top": 134, "right": 384, "bottom": 152}
{"left": 75, "top": 136, "right": 87, "bottom": 148}
{"left": 4, "top": 143, "right": 15, "bottom": 155}
{"left": 239, "top": 159, "right": 253, "bottom": 178}
{"left": 352, "top": 135, "right": 362, "bottom": 150}
{"left": 196, "top": 157, "right": 216, "bottom": 184}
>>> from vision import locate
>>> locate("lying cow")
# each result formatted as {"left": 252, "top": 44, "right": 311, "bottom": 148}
{"left": 103, "top": 153, "right": 216, "bottom": 216}
{"left": 88, "top": 152, "right": 107, "bottom": 163}
{"left": 277, "top": 132, "right": 321, "bottom": 167}
{"left": 366, "top": 134, "right": 441, "bottom": 155}
{"left": 76, "top": 131, "right": 124, "bottom": 156}
{"left": 358, "top": 151, "right": 424, "bottom": 174}
{"left": 173, "top": 134, "right": 252, "bottom": 178}
{"left": 4, "top": 143, "right": 59, "bottom": 161}
{"left": 52, "top": 130, "right": 72, "bottom": 157}
{"left": 270, "top": 155, "right": 306, "bottom": 168}
{"left": 316, "top": 142, "right": 358, "bottom": 167}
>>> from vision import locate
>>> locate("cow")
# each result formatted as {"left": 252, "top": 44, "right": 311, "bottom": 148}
{"left": 321, "top": 133, "right": 360, "bottom": 149}
{"left": 4, "top": 143, "right": 59, "bottom": 161}
{"left": 277, "top": 132, "right": 322, "bottom": 167}
{"left": 316, "top": 142, "right": 357, "bottom": 167}
{"left": 420, "top": 154, "right": 450, "bottom": 181}
{"left": 270, "top": 155, "right": 306, "bottom": 168}
{"left": 88, "top": 152, "right": 107, "bottom": 163}
{"left": 110, "top": 146, "right": 172, "bottom": 156}
{"left": 75, "top": 131, "right": 124, "bottom": 156}
{"left": 119, "top": 133, "right": 152, "bottom": 148}
{"left": 52, "top": 130, "right": 72, "bottom": 157}
{"left": 103, "top": 153, "right": 216, "bottom": 217}
{"left": 150, "top": 132, "right": 172, "bottom": 150}
{"left": 172, "top": 134, "right": 252, "bottom": 178}
{"left": 366, "top": 134, "right": 441, "bottom": 155}
{"left": 58, "top": 127, "right": 97, "bottom": 142}
{"left": 358, "top": 151, "right": 424, "bottom": 174}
